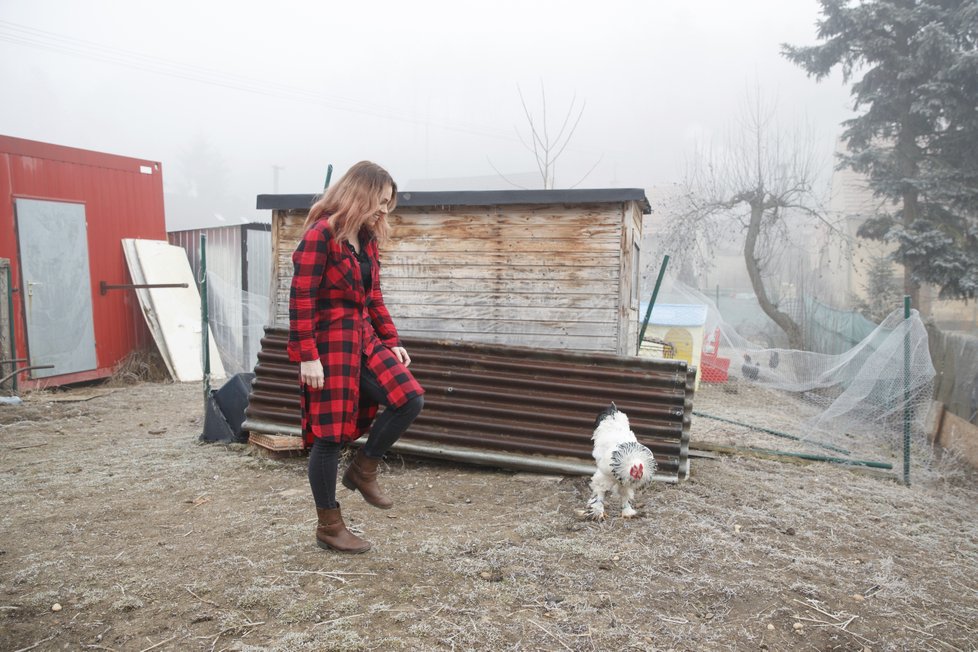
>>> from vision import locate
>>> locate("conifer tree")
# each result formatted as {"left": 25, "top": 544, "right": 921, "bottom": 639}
{"left": 857, "top": 254, "right": 902, "bottom": 323}
{"left": 784, "top": 0, "right": 978, "bottom": 304}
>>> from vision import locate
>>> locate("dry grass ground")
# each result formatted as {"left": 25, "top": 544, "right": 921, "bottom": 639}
{"left": 1, "top": 380, "right": 977, "bottom": 651}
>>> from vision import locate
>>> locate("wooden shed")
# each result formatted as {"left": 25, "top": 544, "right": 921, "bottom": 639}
{"left": 0, "top": 135, "right": 166, "bottom": 390}
{"left": 256, "top": 189, "right": 651, "bottom": 355}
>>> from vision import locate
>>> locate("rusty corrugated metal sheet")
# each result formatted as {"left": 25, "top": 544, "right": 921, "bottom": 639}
{"left": 0, "top": 135, "right": 167, "bottom": 388}
{"left": 244, "top": 328, "right": 694, "bottom": 481}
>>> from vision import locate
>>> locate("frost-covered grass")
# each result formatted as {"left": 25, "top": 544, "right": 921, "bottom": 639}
{"left": 1, "top": 381, "right": 976, "bottom": 651}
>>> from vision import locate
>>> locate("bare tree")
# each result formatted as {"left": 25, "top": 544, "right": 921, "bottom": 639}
{"left": 665, "top": 92, "right": 840, "bottom": 350}
{"left": 490, "top": 82, "right": 599, "bottom": 189}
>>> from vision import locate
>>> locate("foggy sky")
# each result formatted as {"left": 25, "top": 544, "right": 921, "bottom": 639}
{"left": 0, "top": 0, "right": 853, "bottom": 229}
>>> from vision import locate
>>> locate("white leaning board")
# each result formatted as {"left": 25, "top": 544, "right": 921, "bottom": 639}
{"left": 123, "top": 238, "right": 226, "bottom": 382}
{"left": 122, "top": 239, "right": 176, "bottom": 380}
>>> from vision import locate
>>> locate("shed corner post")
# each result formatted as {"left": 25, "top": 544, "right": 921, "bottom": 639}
{"left": 269, "top": 209, "right": 283, "bottom": 329}
{"left": 619, "top": 200, "right": 643, "bottom": 356}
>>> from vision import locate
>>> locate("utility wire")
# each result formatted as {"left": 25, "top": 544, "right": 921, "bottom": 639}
{"left": 0, "top": 19, "right": 516, "bottom": 142}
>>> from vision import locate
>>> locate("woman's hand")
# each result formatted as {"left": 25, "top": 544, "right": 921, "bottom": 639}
{"left": 390, "top": 346, "right": 412, "bottom": 367}
{"left": 300, "top": 359, "right": 325, "bottom": 388}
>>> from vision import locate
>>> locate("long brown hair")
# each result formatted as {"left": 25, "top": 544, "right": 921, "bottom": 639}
{"left": 303, "top": 161, "right": 396, "bottom": 245}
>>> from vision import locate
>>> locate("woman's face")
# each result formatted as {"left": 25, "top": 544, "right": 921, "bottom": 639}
{"left": 368, "top": 183, "right": 393, "bottom": 224}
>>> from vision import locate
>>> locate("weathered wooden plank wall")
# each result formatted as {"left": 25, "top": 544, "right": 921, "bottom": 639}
{"left": 271, "top": 200, "right": 643, "bottom": 354}
{"left": 618, "top": 200, "right": 643, "bottom": 354}
{"left": 272, "top": 210, "right": 306, "bottom": 327}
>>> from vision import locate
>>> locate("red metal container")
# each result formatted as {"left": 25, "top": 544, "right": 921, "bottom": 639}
{"left": 0, "top": 135, "right": 167, "bottom": 389}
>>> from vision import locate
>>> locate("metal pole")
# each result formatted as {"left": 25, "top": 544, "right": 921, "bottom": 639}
{"left": 903, "top": 294, "right": 911, "bottom": 486}
{"left": 5, "top": 263, "right": 15, "bottom": 393}
{"left": 693, "top": 409, "right": 852, "bottom": 455}
{"left": 323, "top": 164, "right": 333, "bottom": 191}
{"left": 200, "top": 233, "right": 210, "bottom": 402}
{"left": 0, "top": 364, "right": 53, "bottom": 386}
{"left": 694, "top": 443, "right": 894, "bottom": 470}
{"left": 637, "top": 255, "right": 669, "bottom": 354}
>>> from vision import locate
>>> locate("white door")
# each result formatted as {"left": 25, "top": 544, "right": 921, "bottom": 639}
{"left": 15, "top": 198, "right": 98, "bottom": 378}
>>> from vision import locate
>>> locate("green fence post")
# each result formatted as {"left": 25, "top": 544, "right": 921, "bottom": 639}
{"left": 637, "top": 255, "right": 669, "bottom": 355}
{"left": 5, "top": 263, "right": 15, "bottom": 393}
{"left": 201, "top": 233, "right": 210, "bottom": 402}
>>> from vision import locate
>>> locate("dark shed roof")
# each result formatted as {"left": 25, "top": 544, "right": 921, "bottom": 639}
{"left": 256, "top": 188, "right": 651, "bottom": 214}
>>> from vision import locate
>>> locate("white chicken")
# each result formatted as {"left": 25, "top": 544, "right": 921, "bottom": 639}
{"left": 582, "top": 402, "right": 656, "bottom": 520}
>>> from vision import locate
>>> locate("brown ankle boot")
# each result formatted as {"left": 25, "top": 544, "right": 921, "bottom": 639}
{"left": 315, "top": 504, "right": 371, "bottom": 553}
{"left": 341, "top": 449, "right": 394, "bottom": 509}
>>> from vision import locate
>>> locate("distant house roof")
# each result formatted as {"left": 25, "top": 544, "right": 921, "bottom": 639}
{"left": 256, "top": 188, "right": 651, "bottom": 214}
{"left": 167, "top": 221, "right": 270, "bottom": 234}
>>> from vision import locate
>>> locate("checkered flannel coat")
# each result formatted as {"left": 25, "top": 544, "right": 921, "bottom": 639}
{"left": 288, "top": 219, "right": 424, "bottom": 446}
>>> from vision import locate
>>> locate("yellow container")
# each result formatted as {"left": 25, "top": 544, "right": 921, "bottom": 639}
{"left": 640, "top": 303, "right": 708, "bottom": 389}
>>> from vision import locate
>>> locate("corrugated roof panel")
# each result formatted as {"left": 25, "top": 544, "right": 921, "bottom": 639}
{"left": 244, "top": 328, "right": 695, "bottom": 481}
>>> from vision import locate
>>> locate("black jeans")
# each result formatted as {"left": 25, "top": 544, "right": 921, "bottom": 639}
{"left": 308, "top": 362, "right": 424, "bottom": 509}
{"left": 359, "top": 365, "right": 425, "bottom": 459}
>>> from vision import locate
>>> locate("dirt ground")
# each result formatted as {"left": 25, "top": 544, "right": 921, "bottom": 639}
{"left": 2, "top": 379, "right": 977, "bottom": 652}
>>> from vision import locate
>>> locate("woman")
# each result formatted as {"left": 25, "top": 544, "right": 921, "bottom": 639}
{"left": 288, "top": 161, "right": 424, "bottom": 554}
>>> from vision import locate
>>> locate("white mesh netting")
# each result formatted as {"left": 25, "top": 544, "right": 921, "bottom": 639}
{"left": 203, "top": 270, "right": 268, "bottom": 376}
{"left": 640, "top": 276, "right": 937, "bottom": 473}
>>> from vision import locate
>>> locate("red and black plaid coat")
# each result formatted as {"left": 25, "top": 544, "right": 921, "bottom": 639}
{"left": 288, "top": 219, "right": 424, "bottom": 446}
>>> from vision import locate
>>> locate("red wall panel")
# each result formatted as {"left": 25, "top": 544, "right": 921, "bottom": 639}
{"left": 0, "top": 135, "right": 167, "bottom": 388}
